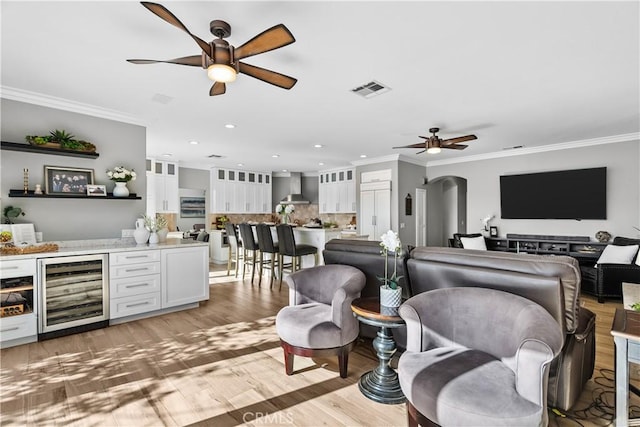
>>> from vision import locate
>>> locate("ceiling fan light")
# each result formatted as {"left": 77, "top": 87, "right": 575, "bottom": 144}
{"left": 427, "top": 147, "right": 441, "bottom": 154}
{"left": 207, "top": 64, "right": 237, "bottom": 83}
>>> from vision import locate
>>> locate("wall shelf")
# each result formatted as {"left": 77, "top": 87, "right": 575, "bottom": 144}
{"left": 8, "top": 189, "right": 141, "bottom": 200}
{"left": 1, "top": 141, "right": 99, "bottom": 159}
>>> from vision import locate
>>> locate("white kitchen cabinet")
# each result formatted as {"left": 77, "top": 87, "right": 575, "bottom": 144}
{"left": 161, "top": 245, "right": 209, "bottom": 308}
{"left": 109, "top": 250, "right": 162, "bottom": 319}
{"left": 149, "top": 159, "right": 179, "bottom": 213}
{"left": 0, "top": 259, "right": 37, "bottom": 348}
{"left": 211, "top": 168, "right": 271, "bottom": 214}
{"left": 319, "top": 167, "right": 356, "bottom": 213}
{"left": 360, "top": 180, "right": 391, "bottom": 241}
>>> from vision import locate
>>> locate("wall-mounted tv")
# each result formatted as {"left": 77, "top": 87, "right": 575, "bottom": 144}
{"left": 500, "top": 167, "right": 606, "bottom": 220}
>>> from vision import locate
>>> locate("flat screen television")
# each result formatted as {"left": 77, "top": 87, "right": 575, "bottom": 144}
{"left": 500, "top": 167, "right": 606, "bottom": 220}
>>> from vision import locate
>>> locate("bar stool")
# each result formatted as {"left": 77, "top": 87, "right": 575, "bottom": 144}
{"left": 276, "top": 224, "right": 318, "bottom": 289}
{"left": 255, "top": 224, "right": 279, "bottom": 289}
{"left": 225, "top": 223, "right": 242, "bottom": 277}
{"left": 238, "top": 223, "right": 260, "bottom": 284}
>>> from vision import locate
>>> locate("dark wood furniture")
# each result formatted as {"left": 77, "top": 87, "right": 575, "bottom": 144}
{"left": 351, "top": 297, "right": 406, "bottom": 404}
{"left": 485, "top": 235, "right": 607, "bottom": 262}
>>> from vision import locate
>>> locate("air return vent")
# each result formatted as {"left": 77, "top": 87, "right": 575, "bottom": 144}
{"left": 351, "top": 80, "right": 391, "bottom": 98}
{"left": 207, "top": 154, "right": 224, "bottom": 158}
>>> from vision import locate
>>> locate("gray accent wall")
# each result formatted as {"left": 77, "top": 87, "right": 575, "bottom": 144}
{"left": 397, "top": 161, "right": 428, "bottom": 246}
{"left": 426, "top": 140, "right": 640, "bottom": 240}
{"left": 0, "top": 99, "right": 146, "bottom": 241}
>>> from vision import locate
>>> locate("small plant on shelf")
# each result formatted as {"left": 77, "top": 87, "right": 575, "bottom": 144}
{"left": 25, "top": 129, "right": 96, "bottom": 152}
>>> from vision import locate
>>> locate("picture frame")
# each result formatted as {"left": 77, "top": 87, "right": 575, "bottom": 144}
{"left": 489, "top": 226, "right": 498, "bottom": 237}
{"left": 86, "top": 184, "right": 106, "bottom": 197}
{"left": 44, "top": 166, "right": 94, "bottom": 195}
{"left": 180, "top": 197, "right": 206, "bottom": 218}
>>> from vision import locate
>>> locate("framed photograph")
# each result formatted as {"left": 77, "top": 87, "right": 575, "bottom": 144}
{"left": 44, "top": 166, "right": 94, "bottom": 195}
{"left": 489, "top": 226, "right": 498, "bottom": 237}
{"left": 86, "top": 184, "right": 106, "bottom": 197}
{"left": 180, "top": 197, "right": 206, "bottom": 218}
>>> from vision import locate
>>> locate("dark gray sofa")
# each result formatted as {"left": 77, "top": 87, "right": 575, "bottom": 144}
{"left": 323, "top": 240, "right": 595, "bottom": 411}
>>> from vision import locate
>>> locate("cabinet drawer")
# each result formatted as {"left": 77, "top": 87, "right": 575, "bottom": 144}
{"left": 110, "top": 250, "right": 160, "bottom": 266}
{"left": 0, "top": 313, "right": 37, "bottom": 342}
{"left": 0, "top": 259, "right": 36, "bottom": 278}
{"left": 110, "top": 293, "right": 161, "bottom": 319}
{"left": 110, "top": 262, "right": 161, "bottom": 279}
{"left": 110, "top": 274, "right": 161, "bottom": 298}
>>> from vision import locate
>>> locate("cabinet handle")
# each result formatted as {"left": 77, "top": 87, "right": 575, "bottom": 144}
{"left": 125, "top": 267, "right": 150, "bottom": 273}
{"left": 125, "top": 301, "right": 150, "bottom": 308}
{"left": 0, "top": 266, "right": 19, "bottom": 271}
{"left": 124, "top": 255, "right": 148, "bottom": 259}
{"left": 125, "top": 283, "right": 150, "bottom": 288}
{"left": 1, "top": 326, "right": 20, "bottom": 332}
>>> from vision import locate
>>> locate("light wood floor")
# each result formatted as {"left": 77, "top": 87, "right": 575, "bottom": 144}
{"left": 0, "top": 264, "right": 637, "bottom": 426}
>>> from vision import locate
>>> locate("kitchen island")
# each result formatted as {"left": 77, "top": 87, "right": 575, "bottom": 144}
{"left": 293, "top": 227, "right": 341, "bottom": 267}
{"left": 0, "top": 238, "right": 209, "bottom": 348}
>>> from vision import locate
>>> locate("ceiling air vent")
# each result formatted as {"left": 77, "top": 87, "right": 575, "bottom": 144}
{"left": 351, "top": 80, "right": 391, "bottom": 98}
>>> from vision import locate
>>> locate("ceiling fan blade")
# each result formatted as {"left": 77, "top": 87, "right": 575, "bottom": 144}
{"left": 443, "top": 144, "right": 468, "bottom": 150}
{"left": 442, "top": 134, "right": 477, "bottom": 145}
{"left": 234, "top": 24, "right": 296, "bottom": 60}
{"left": 127, "top": 55, "right": 202, "bottom": 66}
{"left": 393, "top": 142, "right": 427, "bottom": 149}
{"left": 210, "top": 82, "right": 226, "bottom": 96}
{"left": 238, "top": 62, "right": 297, "bottom": 89}
{"left": 416, "top": 149, "right": 426, "bottom": 155}
{"left": 141, "top": 2, "right": 212, "bottom": 57}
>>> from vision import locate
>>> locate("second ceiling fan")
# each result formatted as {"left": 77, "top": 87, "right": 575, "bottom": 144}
{"left": 394, "top": 127, "right": 477, "bottom": 154}
{"left": 127, "top": 2, "right": 297, "bottom": 96}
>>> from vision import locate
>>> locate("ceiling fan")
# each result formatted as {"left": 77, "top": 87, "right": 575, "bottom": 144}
{"left": 393, "top": 127, "right": 477, "bottom": 154}
{"left": 127, "top": 2, "right": 297, "bottom": 96}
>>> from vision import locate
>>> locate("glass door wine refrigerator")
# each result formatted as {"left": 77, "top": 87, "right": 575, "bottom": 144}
{"left": 38, "top": 254, "right": 109, "bottom": 338}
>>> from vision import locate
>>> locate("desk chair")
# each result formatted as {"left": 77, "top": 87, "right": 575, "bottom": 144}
{"left": 238, "top": 223, "right": 259, "bottom": 284}
{"left": 256, "top": 224, "right": 279, "bottom": 289}
{"left": 276, "top": 224, "right": 318, "bottom": 289}
{"left": 225, "top": 223, "right": 242, "bottom": 277}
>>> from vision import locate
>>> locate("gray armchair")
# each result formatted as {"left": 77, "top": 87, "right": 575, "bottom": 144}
{"left": 398, "top": 287, "right": 564, "bottom": 427}
{"left": 275, "top": 265, "right": 366, "bottom": 378}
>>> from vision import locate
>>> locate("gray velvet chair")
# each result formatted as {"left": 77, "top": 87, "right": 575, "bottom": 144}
{"left": 398, "top": 287, "right": 564, "bottom": 427}
{"left": 275, "top": 265, "right": 366, "bottom": 378}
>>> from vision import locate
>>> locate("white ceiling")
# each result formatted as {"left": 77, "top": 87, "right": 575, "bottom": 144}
{"left": 2, "top": 1, "right": 639, "bottom": 173}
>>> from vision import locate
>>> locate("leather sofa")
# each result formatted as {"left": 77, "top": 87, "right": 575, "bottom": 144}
{"left": 323, "top": 239, "right": 595, "bottom": 411}
{"left": 407, "top": 247, "right": 595, "bottom": 411}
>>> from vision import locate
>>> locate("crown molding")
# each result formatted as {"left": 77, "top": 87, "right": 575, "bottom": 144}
{"left": 352, "top": 153, "right": 426, "bottom": 167}
{"left": 0, "top": 86, "right": 144, "bottom": 126}
{"left": 426, "top": 132, "right": 640, "bottom": 167}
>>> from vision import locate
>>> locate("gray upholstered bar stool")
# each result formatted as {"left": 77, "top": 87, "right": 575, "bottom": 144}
{"left": 256, "top": 224, "right": 280, "bottom": 289}
{"left": 276, "top": 224, "right": 318, "bottom": 289}
{"left": 238, "top": 223, "right": 260, "bottom": 284}
{"left": 224, "top": 223, "right": 242, "bottom": 277}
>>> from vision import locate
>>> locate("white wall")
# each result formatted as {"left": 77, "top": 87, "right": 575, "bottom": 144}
{"left": 426, "top": 140, "right": 640, "bottom": 240}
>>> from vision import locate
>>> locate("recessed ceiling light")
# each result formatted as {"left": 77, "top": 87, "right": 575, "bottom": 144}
{"left": 282, "top": 169, "right": 288, "bottom": 172}
{"left": 360, "top": 154, "right": 367, "bottom": 158}
{"left": 314, "top": 144, "right": 323, "bottom": 148}
{"left": 237, "top": 163, "right": 244, "bottom": 167}
{"left": 225, "top": 124, "right": 235, "bottom": 129}
{"left": 189, "top": 140, "right": 199, "bottom": 145}
{"left": 162, "top": 153, "right": 173, "bottom": 157}
{"left": 272, "top": 154, "right": 280, "bottom": 158}
{"left": 318, "top": 162, "right": 324, "bottom": 166}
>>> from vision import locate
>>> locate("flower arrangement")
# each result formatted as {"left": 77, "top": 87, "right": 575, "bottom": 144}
{"left": 379, "top": 230, "right": 403, "bottom": 290}
{"left": 275, "top": 204, "right": 295, "bottom": 216}
{"left": 106, "top": 166, "right": 137, "bottom": 182}
{"left": 143, "top": 214, "right": 168, "bottom": 232}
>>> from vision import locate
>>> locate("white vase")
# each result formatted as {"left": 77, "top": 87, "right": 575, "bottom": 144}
{"left": 134, "top": 218, "right": 150, "bottom": 245}
{"left": 113, "top": 181, "right": 129, "bottom": 197}
{"left": 380, "top": 285, "right": 403, "bottom": 308}
{"left": 157, "top": 228, "right": 169, "bottom": 243}
{"left": 148, "top": 232, "right": 159, "bottom": 245}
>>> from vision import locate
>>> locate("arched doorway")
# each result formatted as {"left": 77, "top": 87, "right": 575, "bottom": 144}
{"left": 425, "top": 176, "right": 467, "bottom": 247}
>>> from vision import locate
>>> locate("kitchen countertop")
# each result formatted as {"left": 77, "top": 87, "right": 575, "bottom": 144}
{"left": 0, "top": 238, "right": 208, "bottom": 261}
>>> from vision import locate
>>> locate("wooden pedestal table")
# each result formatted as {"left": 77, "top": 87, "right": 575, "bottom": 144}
{"left": 351, "top": 297, "right": 406, "bottom": 404}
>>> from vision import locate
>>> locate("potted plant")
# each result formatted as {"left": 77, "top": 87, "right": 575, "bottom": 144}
{"left": 25, "top": 129, "right": 96, "bottom": 152}
{"left": 379, "top": 230, "right": 403, "bottom": 308}
{"left": 106, "top": 166, "right": 137, "bottom": 197}
{"left": 3, "top": 206, "right": 26, "bottom": 224}
{"left": 275, "top": 203, "right": 295, "bottom": 224}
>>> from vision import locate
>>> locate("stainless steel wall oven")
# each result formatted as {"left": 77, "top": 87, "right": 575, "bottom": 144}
{"left": 38, "top": 254, "right": 109, "bottom": 339}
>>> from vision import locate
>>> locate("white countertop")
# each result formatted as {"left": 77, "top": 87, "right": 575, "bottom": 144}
{"left": 0, "top": 238, "right": 208, "bottom": 261}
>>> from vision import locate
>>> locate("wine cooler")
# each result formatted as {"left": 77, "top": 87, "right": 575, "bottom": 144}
{"left": 38, "top": 254, "right": 109, "bottom": 338}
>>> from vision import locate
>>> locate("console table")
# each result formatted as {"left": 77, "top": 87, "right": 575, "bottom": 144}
{"left": 485, "top": 236, "right": 606, "bottom": 263}
{"left": 610, "top": 308, "right": 640, "bottom": 426}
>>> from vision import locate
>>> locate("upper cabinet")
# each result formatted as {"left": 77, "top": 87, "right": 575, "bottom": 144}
{"left": 211, "top": 167, "right": 271, "bottom": 214}
{"left": 147, "top": 159, "right": 179, "bottom": 214}
{"left": 319, "top": 167, "right": 356, "bottom": 213}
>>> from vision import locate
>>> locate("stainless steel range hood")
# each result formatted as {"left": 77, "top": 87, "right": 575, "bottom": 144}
{"left": 281, "top": 172, "right": 310, "bottom": 204}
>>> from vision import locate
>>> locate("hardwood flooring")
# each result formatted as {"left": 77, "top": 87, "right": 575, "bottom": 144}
{"left": 0, "top": 263, "right": 637, "bottom": 426}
